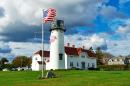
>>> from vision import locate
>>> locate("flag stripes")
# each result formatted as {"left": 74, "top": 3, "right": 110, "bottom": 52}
{"left": 44, "top": 8, "right": 56, "bottom": 23}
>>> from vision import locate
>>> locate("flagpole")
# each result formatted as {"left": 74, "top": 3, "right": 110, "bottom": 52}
{"left": 42, "top": 9, "right": 44, "bottom": 77}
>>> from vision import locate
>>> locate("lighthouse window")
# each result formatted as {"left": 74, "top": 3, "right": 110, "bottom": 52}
{"left": 57, "top": 20, "right": 61, "bottom": 27}
{"left": 59, "top": 53, "right": 63, "bottom": 60}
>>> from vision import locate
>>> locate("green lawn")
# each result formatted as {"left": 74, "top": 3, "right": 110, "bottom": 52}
{"left": 0, "top": 70, "right": 130, "bottom": 86}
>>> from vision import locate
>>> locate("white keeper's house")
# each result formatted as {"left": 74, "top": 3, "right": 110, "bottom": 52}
{"left": 32, "top": 19, "right": 97, "bottom": 71}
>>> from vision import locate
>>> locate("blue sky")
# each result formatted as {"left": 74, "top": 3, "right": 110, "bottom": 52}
{"left": 0, "top": 0, "right": 130, "bottom": 61}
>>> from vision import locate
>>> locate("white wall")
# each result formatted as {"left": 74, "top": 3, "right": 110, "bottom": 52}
{"left": 66, "top": 52, "right": 97, "bottom": 70}
{"left": 32, "top": 54, "right": 49, "bottom": 71}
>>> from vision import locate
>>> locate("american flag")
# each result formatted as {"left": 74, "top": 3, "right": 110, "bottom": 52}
{"left": 44, "top": 8, "right": 56, "bottom": 23}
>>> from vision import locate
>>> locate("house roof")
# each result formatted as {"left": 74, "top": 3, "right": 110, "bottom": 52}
{"left": 34, "top": 47, "right": 97, "bottom": 58}
{"left": 110, "top": 57, "right": 126, "bottom": 61}
{"left": 65, "top": 47, "right": 97, "bottom": 58}
{"left": 34, "top": 50, "right": 50, "bottom": 57}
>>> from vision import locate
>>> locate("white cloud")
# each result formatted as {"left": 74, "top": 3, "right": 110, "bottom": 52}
{"left": 8, "top": 42, "right": 50, "bottom": 57}
{"left": 64, "top": 34, "right": 107, "bottom": 50}
{"left": 106, "top": 39, "right": 130, "bottom": 57}
{"left": 116, "top": 24, "right": 130, "bottom": 38}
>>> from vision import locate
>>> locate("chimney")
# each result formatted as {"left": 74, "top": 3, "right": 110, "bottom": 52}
{"left": 82, "top": 46, "right": 85, "bottom": 49}
{"left": 72, "top": 45, "right": 75, "bottom": 48}
{"left": 67, "top": 43, "right": 70, "bottom": 47}
{"left": 119, "top": 55, "right": 122, "bottom": 57}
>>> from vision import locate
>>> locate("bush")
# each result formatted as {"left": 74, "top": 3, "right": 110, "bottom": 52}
{"left": 76, "top": 68, "right": 79, "bottom": 70}
{"left": 66, "top": 68, "right": 70, "bottom": 71}
{"left": 50, "top": 69, "right": 53, "bottom": 71}
{"left": 88, "top": 67, "right": 95, "bottom": 70}
{"left": 95, "top": 68, "right": 100, "bottom": 70}
{"left": 97, "top": 65, "right": 127, "bottom": 71}
{"left": 72, "top": 67, "right": 76, "bottom": 70}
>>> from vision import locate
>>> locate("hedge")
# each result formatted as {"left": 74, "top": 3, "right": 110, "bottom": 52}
{"left": 97, "top": 65, "right": 128, "bottom": 71}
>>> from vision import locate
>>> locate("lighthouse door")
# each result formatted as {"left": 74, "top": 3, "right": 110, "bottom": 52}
{"left": 81, "top": 62, "right": 85, "bottom": 69}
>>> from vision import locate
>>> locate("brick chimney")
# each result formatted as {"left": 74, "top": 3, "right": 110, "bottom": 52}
{"left": 82, "top": 46, "right": 85, "bottom": 49}
{"left": 119, "top": 55, "right": 122, "bottom": 57}
{"left": 67, "top": 43, "right": 70, "bottom": 47}
{"left": 72, "top": 45, "right": 75, "bottom": 48}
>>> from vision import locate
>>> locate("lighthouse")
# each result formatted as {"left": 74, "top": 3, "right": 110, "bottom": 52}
{"left": 46, "top": 19, "right": 66, "bottom": 70}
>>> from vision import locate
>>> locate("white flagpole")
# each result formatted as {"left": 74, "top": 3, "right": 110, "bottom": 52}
{"left": 42, "top": 9, "right": 44, "bottom": 77}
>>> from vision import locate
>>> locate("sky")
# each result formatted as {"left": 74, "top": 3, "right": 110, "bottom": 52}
{"left": 0, "top": 0, "right": 130, "bottom": 61}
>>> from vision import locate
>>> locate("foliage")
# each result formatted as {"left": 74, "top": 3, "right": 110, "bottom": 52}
{"left": 95, "top": 47, "right": 103, "bottom": 65}
{"left": 97, "top": 58, "right": 103, "bottom": 65}
{"left": 88, "top": 47, "right": 94, "bottom": 53}
{"left": 0, "top": 58, "right": 9, "bottom": 64}
{"left": 12, "top": 56, "right": 30, "bottom": 67}
{"left": 71, "top": 67, "right": 76, "bottom": 70}
{"left": 95, "top": 47, "right": 103, "bottom": 59}
{"left": 97, "top": 65, "right": 127, "bottom": 71}
{"left": 102, "top": 51, "right": 114, "bottom": 58}
{"left": 0, "top": 64, "right": 15, "bottom": 70}
{"left": 27, "top": 57, "right": 32, "bottom": 67}
{"left": 1, "top": 71, "right": 130, "bottom": 86}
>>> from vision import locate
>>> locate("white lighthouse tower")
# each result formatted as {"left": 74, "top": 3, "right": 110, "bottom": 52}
{"left": 46, "top": 19, "right": 66, "bottom": 70}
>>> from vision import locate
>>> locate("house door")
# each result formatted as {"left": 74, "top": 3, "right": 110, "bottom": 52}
{"left": 81, "top": 62, "right": 85, "bottom": 69}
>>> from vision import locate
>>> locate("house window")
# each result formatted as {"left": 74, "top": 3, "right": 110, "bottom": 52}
{"left": 115, "top": 59, "right": 117, "bottom": 62}
{"left": 70, "top": 62, "right": 73, "bottom": 66}
{"left": 77, "top": 62, "right": 78, "bottom": 67}
{"left": 88, "top": 63, "right": 89, "bottom": 67}
{"left": 81, "top": 54, "right": 85, "bottom": 58}
{"left": 59, "top": 53, "right": 63, "bottom": 60}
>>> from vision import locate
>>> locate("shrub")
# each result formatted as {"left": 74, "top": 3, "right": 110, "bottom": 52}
{"left": 76, "top": 68, "right": 79, "bottom": 70}
{"left": 95, "top": 68, "right": 100, "bottom": 70}
{"left": 50, "top": 69, "right": 53, "bottom": 71}
{"left": 97, "top": 65, "right": 127, "bottom": 71}
{"left": 66, "top": 68, "right": 70, "bottom": 71}
{"left": 88, "top": 67, "right": 95, "bottom": 70}
{"left": 72, "top": 67, "right": 76, "bottom": 70}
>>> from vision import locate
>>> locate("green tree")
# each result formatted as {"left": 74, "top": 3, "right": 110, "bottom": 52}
{"left": 95, "top": 47, "right": 103, "bottom": 59}
{"left": 95, "top": 47, "right": 103, "bottom": 65}
{"left": 0, "top": 58, "right": 9, "bottom": 64}
{"left": 88, "top": 47, "right": 94, "bottom": 53}
{"left": 12, "top": 56, "right": 29, "bottom": 68}
{"left": 27, "top": 57, "right": 32, "bottom": 67}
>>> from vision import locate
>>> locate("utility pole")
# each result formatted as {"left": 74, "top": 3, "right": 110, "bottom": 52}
{"left": 21, "top": 59, "right": 23, "bottom": 67}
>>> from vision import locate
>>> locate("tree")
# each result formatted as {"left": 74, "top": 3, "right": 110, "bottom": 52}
{"left": 95, "top": 47, "right": 103, "bottom": 65}
{"left": 101, "top": 51, "right": 114, "bottom": 65}
{"left": 102, "top": 51, "right": 114, "bottom": 58}
{"left": 88, "top": 47, "right": 94, "bottom": 53}
{"left": 27, "top": 57, "right": 32, "bottom": 67}
{"left": 12, "top": 56, "right": 30, "bottom": 68}
{"left": 95, "top": 47, "right": 103, "bottom": 59}
{"left": 0, "top": 58, "right": 9, "bottom": 64}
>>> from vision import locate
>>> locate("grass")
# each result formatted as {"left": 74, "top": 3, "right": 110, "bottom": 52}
{"left": 0, "top": 70, "right": 130, "bottom": 86}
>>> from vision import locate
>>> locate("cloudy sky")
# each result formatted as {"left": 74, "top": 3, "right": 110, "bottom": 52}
{"left": 0, "top": 0, "right": 130, "bottom": 61}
